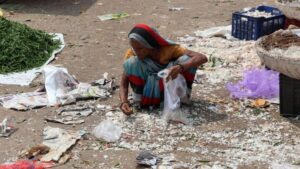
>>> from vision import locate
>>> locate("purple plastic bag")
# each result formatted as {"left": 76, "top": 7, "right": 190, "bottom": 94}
{"left": 227, "top": 68, "right": 279, "bottom": 99}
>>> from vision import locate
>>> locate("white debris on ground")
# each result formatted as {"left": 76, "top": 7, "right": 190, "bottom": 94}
{"left": 178, "top": 32, "right": 261, "bottom": 86}
{"left": 243, "top": 10, "right": 274, "bottom": 18}
{"left": 84, "top": 32, "right": 300, "bottom": 168}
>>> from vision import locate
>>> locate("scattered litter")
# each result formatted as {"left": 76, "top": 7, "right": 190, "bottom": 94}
{"left": 251, "top": 99, "right": 270, "bottom": 108}
{"left": 177, "top": 35, "right": 197, "bottom": 43}
{"left": 0, "top": 118, "right": 17, "bottom": 137}
{"left": 0, "top": 160, "right": 54, "bottom": 169}
{"left": 46, "top": 104, "right": 94, "bottom": 125}
{"left": 0, "top": 8, "right": 3, "bottom": 17}
{"left": 97, "top": 104, "right": 113, "bottom": 111}
{"left": 97, "top": 13, "right": 129, "bottom": 21}
{"left": 136, "top": 151, "right": 162, "bottom": 166}
{"left": 227, "top": 68, "right": 279, "bottom": 99}
{"left": 169, "top": 7, "right": 185, "bottom": 11}
{"left": 0, "top": 92, "right": 48, "bottom": 111}
{"left": 92, "top": 120, "right": 122, "bottom": 142}
{"left": 45, "top": 117, "right": 85, "bottom": 125}
{"left": 194, "top": 25, "right": 233, "bottom": 40}
{"left": 77, "top": 26, "right": 300, "bottom": 168}
{"left": 0, "top": 66, "right": 115, "bottom": 110}
{"left": 43, "top": 65, "right": 78, "bottom": 106}
{"left": 41, "top": 126, "right": 85, "bottom": 162}
{"left": 56, "top": 104, "right": 94, "bottom": 117}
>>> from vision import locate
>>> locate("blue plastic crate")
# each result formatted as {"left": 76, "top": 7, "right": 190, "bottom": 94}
{"left": 232, "top": 5, "right": 285, "bottom": 40}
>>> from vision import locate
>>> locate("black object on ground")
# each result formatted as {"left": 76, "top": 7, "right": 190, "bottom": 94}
{"left": 280, "top": 73, "right": 300, "bottom": 117}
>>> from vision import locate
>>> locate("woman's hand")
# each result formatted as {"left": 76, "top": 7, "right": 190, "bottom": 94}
{"left": 166, "top": 65, "right": 183, "bottom": 81}
{"left": 120, "top": 102, "right": 133, "bottom": 115}
{"left": 119, "top": 72, "right": 133, "bottom": 115}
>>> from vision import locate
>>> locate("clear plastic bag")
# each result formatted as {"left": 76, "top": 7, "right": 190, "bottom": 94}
{"left": 92, "top": 120, "right": 122, "bottom": 142}
{"left": 162, "top": 74, "right": 189, "bottom": 124}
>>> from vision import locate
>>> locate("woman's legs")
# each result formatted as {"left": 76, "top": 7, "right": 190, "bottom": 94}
{"left": 123, "top": 57, "right": 164, "bottom": 106}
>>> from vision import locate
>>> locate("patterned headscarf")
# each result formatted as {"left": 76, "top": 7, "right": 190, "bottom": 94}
{"left": 128, "top": 24, "right": 175, "bottom": 49}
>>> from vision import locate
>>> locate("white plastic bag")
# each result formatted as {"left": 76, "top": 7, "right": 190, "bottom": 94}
{"left": 43, "top": 65, "right": 78, "bottom": 106}
{"left": 194, "top": 25, "right": 233, "bottom": 40}
{"left": 92, "top": 120, "right": 122, "bottom": 142}
{"left": 162, "top": 74, "right": 189, "bottom": 124}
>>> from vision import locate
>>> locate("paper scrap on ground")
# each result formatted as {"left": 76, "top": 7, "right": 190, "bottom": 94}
{"left": 0, "top": 92, "right": 48, "bottom": 111}
{"left": 97, "top": 13, "right": 129, "bottom": 21}
{"left": 0, "top": 33, "right": 65, "bottom": 86}
{"left": 45, "top": 117, "right": 85, "bottom": 125}
{"left": 45, "top": 104, "right": 94, "bottom": 125}
{"left": 0, "top": 118, "right": 17, "bottom": 137}
{"left": 41, "top": 126, "right": 85, "bottom": 162}
{"left": 0, "top": 8, "right": 3, "bottom": 17}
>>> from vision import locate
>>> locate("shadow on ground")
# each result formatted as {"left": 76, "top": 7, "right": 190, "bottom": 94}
{"left": 0, "top": 0, "right": 96, "bottom": 16}
{"left": 186, "top": 99, "right": 228, "bottom": 125}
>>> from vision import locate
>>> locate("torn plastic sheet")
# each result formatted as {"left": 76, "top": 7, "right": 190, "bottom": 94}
{"left": 227, "top": 68, "right": 279, "bottom": 99}
{"left": 0, "top": 33, "right": 65, "bottom": 86}
{"left": 41, "top": 126, "right": 85, "bottom": 162}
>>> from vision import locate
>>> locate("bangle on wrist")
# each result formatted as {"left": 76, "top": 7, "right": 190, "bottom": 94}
{"left": 120, "top": 101, "right": 129, "bottom": 107}
{"left": 176, "top": 64, "right": 184, "bottom": 73}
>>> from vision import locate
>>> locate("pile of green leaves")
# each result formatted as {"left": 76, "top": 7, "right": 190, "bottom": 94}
{"left": 0, "top": 17, "right": 61, "bottom": 74}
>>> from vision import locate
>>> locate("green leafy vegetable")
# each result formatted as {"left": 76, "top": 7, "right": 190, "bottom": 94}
{"left": 0, "top": 17, "right": 61, "bottom": 74}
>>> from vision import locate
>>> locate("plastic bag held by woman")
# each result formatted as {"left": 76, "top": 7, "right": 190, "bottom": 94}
{"left": 162, "top": 73, "right": 189, "bottom": 124}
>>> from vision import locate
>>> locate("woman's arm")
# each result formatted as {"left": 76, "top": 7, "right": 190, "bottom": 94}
{"left": 182, "top": 49, "right": 208, "bottom": 69}
{"left": 119, "top": 72, "right": 133, "bottom": 115}
{"left": 167, "top": 49, "right": 207, "bottom": 80}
